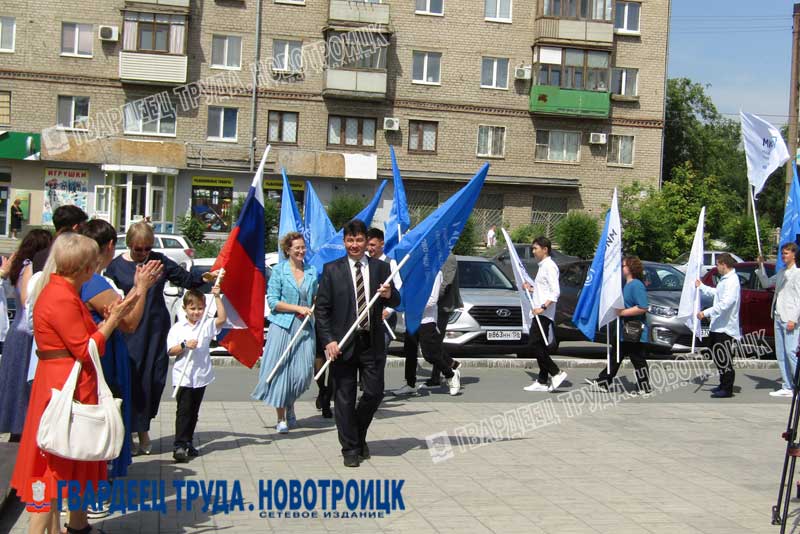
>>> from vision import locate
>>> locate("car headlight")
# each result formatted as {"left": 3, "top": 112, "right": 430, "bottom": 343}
{"left": 649, "top": 305, "right": 678, "bottom": 317}
{"left": 448, "top": 309, "right": 462, "bottom": 324}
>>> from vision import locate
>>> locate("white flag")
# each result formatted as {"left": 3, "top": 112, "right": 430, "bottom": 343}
{"left": 677, "top": 207, "right": 705, "bottom": 339}
{"left": 741, "top": 111, "right": 790, "bottom": 197}
{"left": 501, "top": 228, "right": 534, "bottom": 332}
{"left": 598, "top": 188, "right": 624, "bottom": 328}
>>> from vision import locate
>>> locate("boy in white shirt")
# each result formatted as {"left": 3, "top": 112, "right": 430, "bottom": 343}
{"left": 167, "top": 286, "right": 227, "bottom": 462}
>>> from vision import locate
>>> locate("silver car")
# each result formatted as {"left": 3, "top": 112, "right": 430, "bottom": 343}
{"left": 115, "top": 233, "right": 195, "bottom": 269}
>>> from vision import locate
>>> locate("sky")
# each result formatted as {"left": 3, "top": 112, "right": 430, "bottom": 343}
{"left": 668, "top": 0, "right": 793, "bottom": 125}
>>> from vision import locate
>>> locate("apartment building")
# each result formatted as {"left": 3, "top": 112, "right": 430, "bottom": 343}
{"left": 0, "top": 0, "right": 669, "bottom": 237}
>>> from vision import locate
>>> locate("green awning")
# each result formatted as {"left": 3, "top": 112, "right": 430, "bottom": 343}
{"left": 0, "top": 132, "right": 41, "bottom": 160}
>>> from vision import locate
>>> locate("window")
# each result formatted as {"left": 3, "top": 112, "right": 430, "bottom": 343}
{"left": 0, "top": 91, "right": 8, "bottom": 125}
{"left": 481, "top": 57, "right": 509, "bottom": 89}
{"left": 207, "top": 107, "right": 238, "bottom": 141}
{"left": 416, "top": 0, "right": 444, "bottom": 15}
{"left": 211, "top": 35, "right": 242, "bottom": 69}
{"left": 61, "top": 22, "right": 93, "bottom": 57}
{"left": 122, "top": 12, "right": 186, "bottom": 54}
{"left": 536, "top": 46, "right": 610, "bottom": 92}
{"left": 615, "top": 1, "right": 640, "bottom": 32}
{"left": 412, "top": 51, "right": 441, "bottom": 84}
{"left": 272, "top": 39, "right": 302, "bottom": 72}
{"left": 477, "top": 125, "right": 505, "bottom": 157}
{"left": 327, "top": 116, "right": 376, "bottom": 148}
{"left": 535, "top": 130, "right": 580, "bottom": 162}
{"left": 485, "top": 0, "right": 512, "bottom": 21}
{"left": 162, "top": 237, "right": 183, "bottom": 249}
{"left": 607, "top": 134, "right": 634, "bottom": 165}
{"left": 543, "top": 0, "right": 612, "bottom": 21}
{"left": 268, "top": 111, "right": 298, "bottom": 144}
{"left": 0, "top": 17, "right": 15, "bottom": 52}
{"left": 408, "top": 121, "right": 438, "bottom": 153}
{"left": 611, "top": 67, "right": 637, "bottom": 96}
{"left": 57, "top": 96, "right": 89, "bottom": 130}
{"left": 123, "top": 98, "right": 176, "bottom": 136}
{"left": 329, "top": 32, "right": 387, "bottom": 70}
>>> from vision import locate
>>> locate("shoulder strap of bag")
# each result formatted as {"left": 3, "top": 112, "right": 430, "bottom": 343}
{"left": 87, "top": 338, "right": 114, "bottom": 401}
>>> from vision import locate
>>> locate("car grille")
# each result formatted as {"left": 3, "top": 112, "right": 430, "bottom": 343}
{"left": 470, "top": 306, "right": 522, "bottom": 326}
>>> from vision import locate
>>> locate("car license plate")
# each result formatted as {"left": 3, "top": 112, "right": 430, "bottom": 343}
{"left": 701, "top": 328, "right": 710, "bottom": 337}
{"left": 486, "top": 330, "right": 522, "bottom": 341}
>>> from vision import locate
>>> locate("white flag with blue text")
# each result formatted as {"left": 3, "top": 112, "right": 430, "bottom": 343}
{"left": 677, "top": 207, "right": 705, "bottom": 338}
{"left": 741, "top": 111, "right": 790, "bottom": 197}
{"left": 598, "top": 188, "right": 623, "bottom": 328}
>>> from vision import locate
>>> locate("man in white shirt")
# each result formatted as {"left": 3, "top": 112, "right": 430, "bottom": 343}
{"left": 367, "top": 228, "right": 400, "bottom": 346}
{"left": 695, "top": 253, "right": 740, "bottom": 398}
{"left": 486, "top": 225, "right": 497, "bottom": 248}
{"left": 522, "top": 237, "right": 567, "bottom": 392}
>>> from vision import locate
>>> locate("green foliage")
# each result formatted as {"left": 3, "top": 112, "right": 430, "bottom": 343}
{"left": 554, "top": 212, "right": 599, "bottom": 258}
{"left": 720, "top": 214, "right": 774, "bottom": 261}
{"left": 510, "top": 223, "right": 546, "bottom": 244}
{"left": 328, "top": 194, "right": 367, "bottom": 230}
{"left": 452, "top": 216, "right": 478, "bottom": 256}
{"left": 178, "top": 215, "right": 205, "bottom": 247}
{"left": 194, "top": 240, "right": 222, "bottom": 258}
{"left": 230, "top": 195, "right": 280, "bottom": 251}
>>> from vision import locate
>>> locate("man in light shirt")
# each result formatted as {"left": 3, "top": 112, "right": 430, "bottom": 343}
{"left": 522, "top": 237, "right": 567, "bottom": 392}
{"left": 695, "top": 253, "right": 741, "bottom": 399}
{"left": 486, "top": 225, "right": 497, "bottom": 248}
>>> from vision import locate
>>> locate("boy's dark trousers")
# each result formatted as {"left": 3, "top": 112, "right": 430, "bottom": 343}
{"left": 175, "top": 386, "right": 206, "bottom": 447}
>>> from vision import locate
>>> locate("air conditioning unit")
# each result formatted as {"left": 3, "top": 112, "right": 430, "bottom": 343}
{"left": 98, "top": 25, "right": 119, "bottom": 42}
{"left": 589, "top": 132, "right": 607, "bottom": 145}
{"left": 514, "top": 66, "right": 532, "bottom": 80}
{"left": 383, "top": 117, "right": 400, "bottom": 131}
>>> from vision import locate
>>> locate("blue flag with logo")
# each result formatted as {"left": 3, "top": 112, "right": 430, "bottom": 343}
{"left": 308, "top": 180, "right": 388, "bottom": 276}
{"left": 390, "top": 163, "right": 489, "bottom": 335}
{"left": 572, "top": 209, "right": 612, "bottom": 341}
{"left": 384, "top": 146, "right": 411, "bottom": 256}
{"left": 303, "top": 181, "right": 336, "bottom": 257}
{"left": 278, "top": 168, "right": 303, "bottom": 258}
{"left": 777, "top": 164, "right": 800, "bottom": 270}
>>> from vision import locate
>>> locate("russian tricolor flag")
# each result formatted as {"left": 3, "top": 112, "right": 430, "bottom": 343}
{"left": 211, "top": 147, "right": 269, "bottom": 368}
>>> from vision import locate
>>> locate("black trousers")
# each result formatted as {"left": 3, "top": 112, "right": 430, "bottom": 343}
{"left": 709, "top": 331, "right": 736, "bottom": 393}
{"left": 429, "top": 310, "right": 450, "bottom": 384}
{"left": 402, "top": 331, "right": 419, "bottom": 387}
{"left": 529, "top": 316, "right": 559, "bottom": 384}
{"left": 331, "top": 334, "right": 385, "bottom": 458}
{"left": 598, "top": 341, "right": 650, "bottom": 390}
{"left": 418, "top": 323, "right": 455, "bottom": 379}
{"left": 175, "top": 386, "right": 206, "bottom": 447}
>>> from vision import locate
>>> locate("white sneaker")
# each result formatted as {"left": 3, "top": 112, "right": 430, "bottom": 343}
{"left": 394, "top": 384, "right": 419, "bottom": 396}
{"left": 448, "top": 369, "right": 461, "bottom": 396}
{"left": 550, "top": 371, "right": 568, "bottom": 391}
{"left": 523, "top": 381, "right": 551, "bottom": 392}
{"left": 769, "top": 388, "right": 794, "bottom": 398}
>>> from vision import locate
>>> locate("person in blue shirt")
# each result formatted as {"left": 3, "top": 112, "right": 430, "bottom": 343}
{"left": 586, "top": 255, "right": 651, "bottom": 394}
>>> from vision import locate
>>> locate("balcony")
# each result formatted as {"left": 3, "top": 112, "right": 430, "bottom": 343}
{"left": 535, "top": 17, "right": 613, "bottom": 46}
{"left": 529, "top": 85, "right": 610, "bottom": 118}
{"left": 127, "top": 0, "right": 190, "bottom": 7}
{"left": 119, "top": 52, "right": 188, "bottom": 85}
{"left": 329, "top": 0, "right": 390, "bottom": 26}
{"left": 323, "top": 69, "right": 387, "bottom": 100}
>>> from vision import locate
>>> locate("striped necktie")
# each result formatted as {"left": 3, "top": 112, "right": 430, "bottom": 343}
{"left": 355, "top": 261, "right": 369, "bottom": 330}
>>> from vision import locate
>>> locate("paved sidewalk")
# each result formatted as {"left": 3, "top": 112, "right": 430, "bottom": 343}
{"left": 1, "top": 388, "right": 795, "bottom": 533}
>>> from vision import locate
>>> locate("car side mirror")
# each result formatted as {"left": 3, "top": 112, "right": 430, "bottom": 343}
{"left": 164, "top": 286, "right": 183, "bottom": 298}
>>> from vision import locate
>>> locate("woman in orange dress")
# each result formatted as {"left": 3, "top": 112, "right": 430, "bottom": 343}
{"left": 10, "top": 233, "right": 138, "bottom": 534}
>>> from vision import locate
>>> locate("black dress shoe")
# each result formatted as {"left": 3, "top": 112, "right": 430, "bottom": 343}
{"left": 315, "top": 396, "right": 322, "bottom": 410}
{"left": 710, "top": 390, "right": 732, "bottom": 398}
{"left": 321, "top": 406, "right": 333, "bottom": 418}
{"left": 343, "top": 455, "right": 360, "bottom": 468}
{"left": 359, "top": 443, "right": 370, "bottom": 461}
{"left": 710, "top": 385, "right": 722, "bottom": 393}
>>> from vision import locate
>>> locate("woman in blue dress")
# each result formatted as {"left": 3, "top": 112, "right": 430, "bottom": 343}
{"left": 0, "top": 229, "right": 52, "bottom": 439}
{"left": 252, "top": 232, "right": 318, "bottom": 434}
{"left": 80, "top": 220, "right": 163, "bottom": 477}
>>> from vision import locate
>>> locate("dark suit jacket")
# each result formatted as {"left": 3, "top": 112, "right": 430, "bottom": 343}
{"left": 315, "top": 255, "right": 401, "bottom": 361}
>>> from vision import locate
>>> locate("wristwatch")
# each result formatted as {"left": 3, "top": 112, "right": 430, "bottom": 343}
{"left": 180, "top": 341, "right": 187, "bottom": 350}
{"left": 540, "top": 303, "right": 548, "bottom": 310}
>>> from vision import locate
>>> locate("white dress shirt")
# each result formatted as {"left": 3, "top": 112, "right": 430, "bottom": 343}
{"left": 348, "top": 255, "right": 370, "bottom": 328}
{"left": 421, "top": 271, "right": 443, "bottom": 325}
{"left": 167, "top": 317, "right": 219, "bottom": 388}
{"left": 532, "top": 256, "right": 560, "bottom": 321}
{"left": 698, "top": 269, "right": 741, "bottom": 339}
{"left": 377, "top": 253, "right": 400, "bottom": 316}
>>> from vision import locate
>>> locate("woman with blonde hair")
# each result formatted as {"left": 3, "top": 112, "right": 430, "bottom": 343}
{"left": 11, "top": 233, "right": 138, "bottom": 534}
{"left": 105, "top": 221, "right": 205, "bottom": 454}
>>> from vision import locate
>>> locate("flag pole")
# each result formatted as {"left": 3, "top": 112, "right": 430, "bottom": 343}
{"left": 397, "top": 223, "right": 402, "bottom": 242}
{"left": 606, "top": 324, "right": 611, "bottom": 375}
{"left": 691, "top": 287, "right": 699, "bottom": 354}
{"left": 616, "top": 317, "right": 620, "bottom": 364}
{"left": 315, "top": 254, "right": 411, "bottom": 381}
{"left": 266, "top": 303, "right": 316, "bottom": 384}
{"left": 383, "top": 318, "right": 397, "bottom": 341}
{"left": 172, "top": 268, "right": 225, "bottom": 398}
{"left": 749, "top": 186, "right": 766, "bottom": 277}
{"left": 524, "top": 291, "right": 548, "bottom": 343}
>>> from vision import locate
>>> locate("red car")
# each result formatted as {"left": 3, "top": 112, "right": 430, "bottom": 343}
{"left": 701, "top": 261, "right": 776, "bottom": 352}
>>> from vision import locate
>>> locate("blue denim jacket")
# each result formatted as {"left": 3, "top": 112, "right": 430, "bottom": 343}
{"left": 267, "top": 260, "right": 318, "bottom": 330}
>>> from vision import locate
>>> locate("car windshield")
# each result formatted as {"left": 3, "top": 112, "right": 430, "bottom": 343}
{"left": 642, "top": 264, "right": 685, "bottom": 291}
{"left": 673, "top": 252, "right": 690, "bottom": 264}
{"left": 458, "top": 261, "right": 514, "bottom": 290}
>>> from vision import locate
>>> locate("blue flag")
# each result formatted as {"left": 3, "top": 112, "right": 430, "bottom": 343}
{"left": 303, "top": 181, "right": 336, "bottom": 257}
{"left": 308, "top": 180, "right": 388, "bottom": 276}
{"left": 390, "top": 164, "right": 489, "bottom": 335}
{"left": 278, "top": 168, "right": 304, "bottom": 258}
{"left": 572, "top": 209, "right": 612, "bottom": 341}
{"left": 383, "top": 146, "right": 411, "bottom": 256}
{"left": 777, "top": 164, "right": 800, "bottom": 270}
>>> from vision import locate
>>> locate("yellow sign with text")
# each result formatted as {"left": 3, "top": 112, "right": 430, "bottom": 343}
{"left": 192, "top": 176, "right": 234, "bottom": 187}
{"left": 264, "top": 179, "right": 304, "bottom": 191}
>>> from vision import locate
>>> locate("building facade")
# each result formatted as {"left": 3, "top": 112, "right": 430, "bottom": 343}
{"left": 0, "top": 0, "right": 669, "bottom": 239}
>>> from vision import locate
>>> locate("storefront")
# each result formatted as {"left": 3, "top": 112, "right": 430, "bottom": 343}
{"left": 98, "top": 165, "right": 177, "bottom": 233}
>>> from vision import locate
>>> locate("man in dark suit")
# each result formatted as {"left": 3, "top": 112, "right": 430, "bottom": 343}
{"left": 316, "top": 219, "right": 401, "bottom": 467}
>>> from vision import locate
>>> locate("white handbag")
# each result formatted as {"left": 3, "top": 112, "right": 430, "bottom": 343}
{"left": 36, "top": 338, "right": 124, "bottom": 461}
